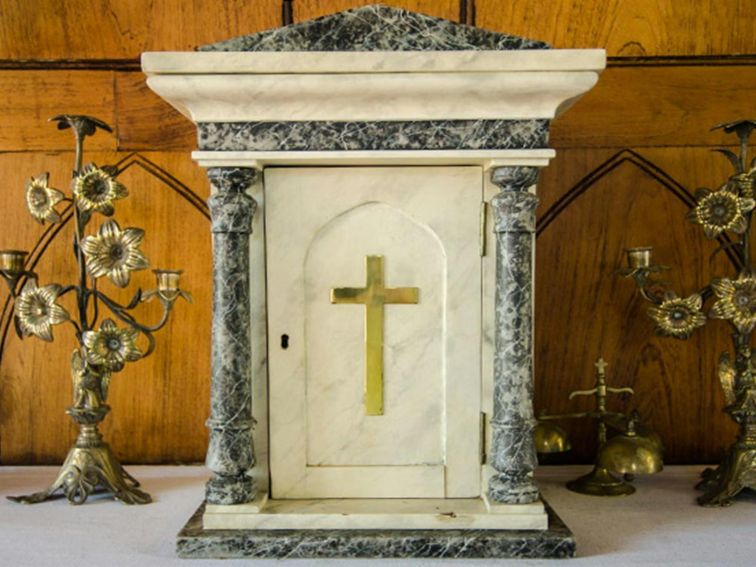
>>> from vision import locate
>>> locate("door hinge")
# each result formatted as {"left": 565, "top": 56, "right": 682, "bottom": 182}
{"left": 479, "top": 201, "right": 487, "bottom": 257}
{"left": 480, "top": 411, "right": 487, "bottom": 465}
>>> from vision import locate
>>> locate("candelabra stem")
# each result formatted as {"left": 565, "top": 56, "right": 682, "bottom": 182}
{"left": 71, "top": 127, "right": 90, "bottom": 333}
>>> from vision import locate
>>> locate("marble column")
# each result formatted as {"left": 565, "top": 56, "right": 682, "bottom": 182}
{"left": 205, "top": 167, "right": 258, "bottom": 505}
{"left": 487, "top": 166, "right": 541, "bottom": 504}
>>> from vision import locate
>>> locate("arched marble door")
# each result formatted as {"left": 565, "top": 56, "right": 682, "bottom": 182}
{"left": 265, "top": 166, "right": 483, "bottom": 499}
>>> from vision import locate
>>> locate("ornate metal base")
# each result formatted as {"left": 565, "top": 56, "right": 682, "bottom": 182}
{"left": 566, "top": 465, "right": 635, "bottom": 496}
{"left": 696, "top": 439, "right": 756, "bottom": 507}
{"left": 7, "top": 442, "right": 151, "bottom": 505}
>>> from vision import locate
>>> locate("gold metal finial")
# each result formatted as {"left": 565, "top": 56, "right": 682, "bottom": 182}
{"left": 594, "top": 357, "right": 609, "bottom": 375}
{"left": 331, "top": 255, "right": 419, "bottom": 416}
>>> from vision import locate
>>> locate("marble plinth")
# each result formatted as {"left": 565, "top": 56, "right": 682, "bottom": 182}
{"left": 177, "top": 501, "right": 575, "bottom": 559}
{"left": 203, "top": 497, "right": 546, "bottom": 530}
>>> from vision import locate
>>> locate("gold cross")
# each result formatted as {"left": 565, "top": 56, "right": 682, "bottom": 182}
{"left": 330, "top": 255, "right": 419, "bottom": 416}
{"left": 595, "top": 358, "right": 609, "bottom": 376}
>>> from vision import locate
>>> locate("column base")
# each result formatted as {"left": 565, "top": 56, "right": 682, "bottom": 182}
{"left": 176, "top": 500, "right": 575, "bottom": 559}
{"left": 488, "top": 472, "right": 540, "bottom": 504}
{"left": 205, "top": 474, "right": 256, "bottom": 505}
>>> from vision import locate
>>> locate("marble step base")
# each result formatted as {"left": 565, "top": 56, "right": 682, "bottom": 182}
{"left": 203, "top": 494, "right": 547, "bottom": 530}
{"left": 176, "top": 501, "right": 575, "bottom": 559}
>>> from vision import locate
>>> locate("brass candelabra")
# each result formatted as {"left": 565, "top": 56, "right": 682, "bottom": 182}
{"left": 0, "top": 115, "right": 189, "bottom": 505}
{"left": 535, "top": 358, "right": 663, "bottom": 496}
{"left": 620, "top": 120, "right": 756, "bottom": 506}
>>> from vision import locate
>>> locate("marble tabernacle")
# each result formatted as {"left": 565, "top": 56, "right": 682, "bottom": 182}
{"left": 142, "top": 4, "right": 604, "bottom": 560}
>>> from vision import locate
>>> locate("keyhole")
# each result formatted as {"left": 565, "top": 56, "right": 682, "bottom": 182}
{"left": 281, "top": 334, "right": 289, "bottom": 349}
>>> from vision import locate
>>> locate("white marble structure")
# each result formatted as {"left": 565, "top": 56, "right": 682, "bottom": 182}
{"left": 143, "top": 5, "right": 604, "bottom": 559}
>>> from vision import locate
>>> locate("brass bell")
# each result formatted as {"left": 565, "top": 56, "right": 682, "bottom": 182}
{"left": 534, "top": 420, "right": 572, "bottom": 454}
{"left": 540, "top": 358, "right": 665, "bottom": 497}
{"left": 599, "top": 419, "right": 663, "bottom": 476}
{"left": 567, "top": 417, "right": 664, "bottom": 497}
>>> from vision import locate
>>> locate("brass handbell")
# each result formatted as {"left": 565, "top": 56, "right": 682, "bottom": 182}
{"left": 534, "top": 421, "right": 572, "bottom": 454}
{"left": 600, "top": 417, "right": 664, "bottom": 477}
{"left": 536, "top": 358, "right": 664, "bottom": 496}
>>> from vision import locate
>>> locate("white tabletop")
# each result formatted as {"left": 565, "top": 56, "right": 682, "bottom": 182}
{"left": 0, "top": 465, "right": 753, "bottom": 566}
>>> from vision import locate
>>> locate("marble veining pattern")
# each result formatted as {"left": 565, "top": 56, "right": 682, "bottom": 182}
{"left": 205, "top": 167, "right": 259, "bottom": 505}
{"left": 264, "top": 167, "right": 482, "bottom": 499}
{"left": 198, "top": 120, "right": 549, "bottom": 152}
{"left": 199, "top": 5, "right": 549, "bottom": 52}
{"left": 488, "top": 166, "right": 541, "bottom": 504}
{"left": 138, "top": 0, "right": 607, "bottom": 557}
{"left": 178, "top": 503, "right": 574, "bottom": 559}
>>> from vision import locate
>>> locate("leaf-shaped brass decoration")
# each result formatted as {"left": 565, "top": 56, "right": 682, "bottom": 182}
{"left": 718, "top": 352, "right": 736, "bottom": 406}
{"left": 713, "top": 148, "right": 742, "bottom": 173}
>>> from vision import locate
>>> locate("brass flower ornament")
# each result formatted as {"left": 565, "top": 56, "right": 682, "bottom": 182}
{"left": 73, "top": 163, "right": 127, "bottom": 216}
{"left": 1, "top": 115, "right": 187, "bottom": 506}
{"left": 712, "top": 119, "right": 756, "bottom": 138}
{"left": 647, "top": 293, "right": 706, "bottom": 339}
{"left": 25, "top": 173, "right": 64, "bottom": 224}
{"left": 730, "top": 167, "right": 756, "bottom": 197}
{"left": 710, "top": 272, "right": 756, "bottom": 333}
{"left": 82, "top": 318, "right": 142, "bottom": 371}
{"left": 15, "top": 280, "right": 70, "bottom": 342}
{"left": 686, "top": 185, "right": 755, "bottom": 239}
{"left": 622, "top": 120, "right": 756, "bottom": 507}
{"left": 81, "top": 220, "right": 149, "bottom": 287}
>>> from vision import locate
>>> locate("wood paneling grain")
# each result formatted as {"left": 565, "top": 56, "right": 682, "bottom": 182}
{"left": 0, "top": 151, "right": 211, "bottom": 464}
{"left": 293, "top": 0, "right": 459, "bottom": 22}
{"left": 0, "top": 0, "right": 281, "bottom": 60}
{"left": 0, "top": 71, "right": 116, "bottom": 151}
{"left": 115, "top": 72, "right": 195, "bottom": 151}
{"left": 0, "top": 0, "right": 753, "bottom": 467}
{"left": 535, "top": 147, "right": 743, "bottom": 464}
{"left": 551, "top": 66, "right": 756, "bottom": 149}
{"left": 477, "top": 0, "right": 756, "bottom": 57}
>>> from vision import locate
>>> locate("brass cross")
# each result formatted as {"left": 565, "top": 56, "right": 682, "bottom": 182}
{"left": 330, "top": 255, "right": 419, "bottom": 416}
{"left": 594, "top": 358, "right": 609, "bottom": 376}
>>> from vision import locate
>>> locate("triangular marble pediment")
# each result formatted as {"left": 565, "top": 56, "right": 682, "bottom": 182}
{"left": 199, "top": 4, "right": 549, "bottom": 52}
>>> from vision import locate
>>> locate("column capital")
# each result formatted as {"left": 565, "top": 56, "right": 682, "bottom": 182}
{"left": 490, "top": 166, "right": 540, "bottom": 193}
{"left": 207, "top": 166, "right": 259, "bottom": 193}
{"left": 207, "top": 167, "right": 258, "bottom": 234}
{"left": 490, "top": 191, "right": 539, "bottom": 233}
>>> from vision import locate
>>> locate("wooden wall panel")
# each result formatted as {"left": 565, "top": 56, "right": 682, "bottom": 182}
{"left": 552, "top": 66, "right": 756, "bottom": 149}
{"left": 0, "top": 71, "right": 116, "bottom": 151}
{"left": 293, "top": 0, "right": 459, "bottom": 22}
{"left": 0, "top": 0, "right": 754, "bottom": 466}
{"left": 477, "top": 0, "right": 756, "bottom": 57}
{"left": 535, "top": 147, "right": 743, "bottom": 464}
{"left": 0, "top": 0, "right": 281, "bottom": 60}
{"left": 115, "top": 72, "right": 196, "bottom": 151}
{"left": 0, "top": 151, "right": 211, "bottom": 464}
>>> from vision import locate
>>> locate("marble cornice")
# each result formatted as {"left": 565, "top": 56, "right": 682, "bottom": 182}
{"left": 197, "top": 120, "right": 549, "bottom": 152}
